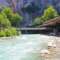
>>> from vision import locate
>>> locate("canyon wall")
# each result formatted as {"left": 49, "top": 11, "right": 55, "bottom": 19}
{"left": 0, "top": 0, "right": 60, "bottom": 27}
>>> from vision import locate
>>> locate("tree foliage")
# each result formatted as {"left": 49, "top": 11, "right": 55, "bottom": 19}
{"left": 0, "top": 14, "right": 11, "bottom": 27}
{"left": 42, "top": 6, "right": 58, "bottom": 21}
{"left": 0, "top": 30, "right": 6, "bottom": 37}
{"left": 0, "top": 27, "right": 21, "bottom": 37}
{"left": 2, "top": 7, "right": 13, "bottom": 20}
{"left": 4, "top": 28, "right": 17, "bottom": 37}
{"left": 11, "top": 13, "right": 23, "bottom": 27}
{"left": 2, "top": 7, "right": 23, "bottom": 27}
{"left": 33, "top": 17, "right": 43, "bottom": 25}
{"left": 0, "top": 7, "right": 22, "bottom": 37}
{"left": 0, "top": 6, "right": 3, "bottom": 13}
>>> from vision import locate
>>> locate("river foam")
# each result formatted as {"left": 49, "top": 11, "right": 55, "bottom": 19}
{"left": 0, "top": 34, "right": 60, "bottom": 60}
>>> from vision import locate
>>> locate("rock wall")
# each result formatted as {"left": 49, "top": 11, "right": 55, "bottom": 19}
{"left": 1, "top": 0, "right": 60, "bottom": 27}
{"left": 15, "top": 0, "right": 60, "bottom": 27}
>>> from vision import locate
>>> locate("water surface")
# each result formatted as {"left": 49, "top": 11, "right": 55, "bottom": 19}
{"left": 0, "top": 34, "right": 56, "bottom": 60}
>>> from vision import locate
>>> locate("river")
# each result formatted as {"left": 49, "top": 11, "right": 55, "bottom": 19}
{"left": 0, "top": 34, "right": 60, "bottom": 60}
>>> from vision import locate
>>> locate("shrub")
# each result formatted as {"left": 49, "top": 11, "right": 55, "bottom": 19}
{"left": 0, "top": 27, "right": 22, "bottom": 37}
{"left": 33, "top": 17, "right": 43, "bottom": 25}
{"left": 0, "top": 6, "right": 3, "bottom": 13}
{"left": 2, "top": 7, "right": 13, "bottom": 20}
{"left": 0, "top": 14, "right": 11, "bottom": 27}
{"left": 11, "top": 14, "right": 23, "bottom": 27}
{"left": 2, "top": 7, "right": 23, "bottom": 27}
{"left": 0, "top": 30, "right": 6, "bottom": 37}
{"left": 17, "top": 31, "right": 22, "bottom": 35}
{"left": 4, "top": 27, "right": 21, "bottom": 37}
{"left": 4, "top": 28, "right": 17, "bottom": 37}
{"left": 42, "top": 6, "right": 58, "bottom": 21}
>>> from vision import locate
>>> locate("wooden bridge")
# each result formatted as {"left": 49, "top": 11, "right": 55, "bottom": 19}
{"left": 0, "top": 27, "right": 53, "bottom": 34}
{"left": 16, "top": 27, "right": 54, "bottom": 31}
{"left": 16, "top": 27, "right": 48, "bottom": 30}
{"left": 16, "top": 27, "right": 53, "bottom": 34}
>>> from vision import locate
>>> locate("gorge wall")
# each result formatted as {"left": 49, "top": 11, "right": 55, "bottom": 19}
{"left": 15, "top": 0, "right": 60, "bottom": 27}
{"left": 0, "top": 0, "right": 60, "bottom": 27}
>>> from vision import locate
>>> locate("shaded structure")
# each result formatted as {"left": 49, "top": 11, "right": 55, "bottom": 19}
{"left": 44, "top": 16, "right": 60, "bottom": 36}
{"left": 36, "top": 16, "right": 60, "bottom": 35}
{"left": 44, "top": 16, "right": 60, "bottom": 27}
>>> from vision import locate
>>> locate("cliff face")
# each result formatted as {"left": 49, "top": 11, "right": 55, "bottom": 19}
{"left": 1, "top": 0, "right": 60, "bottom": 27}
{"left": 0, "top": 0, "right": 8, "bottom": 8}
{"left": 6, "top": 0, "right": 17, "bottom": 13}
{"left": 16, "top": 0, "right": 60, "bottom": 27}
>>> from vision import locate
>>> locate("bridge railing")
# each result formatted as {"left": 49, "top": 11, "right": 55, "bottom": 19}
{"left": 16, "top": 27, "right": 51, "bottom": 30}
{"left": 0, "top": 27, "right": 52, "bottom": 30}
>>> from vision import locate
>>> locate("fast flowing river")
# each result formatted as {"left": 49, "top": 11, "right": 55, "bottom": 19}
{"left": 0, "top": 34, "right": 60, "bottom": 60}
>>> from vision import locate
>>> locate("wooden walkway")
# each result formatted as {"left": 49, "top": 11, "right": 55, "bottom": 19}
{"left": 16, "top": 27, "right": 52, "bottom": 30}
{"left": 0, "top": 27, "right": 52, "bottom": 31}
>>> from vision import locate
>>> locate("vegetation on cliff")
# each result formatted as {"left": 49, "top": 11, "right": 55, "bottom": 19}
{"left": 42, "top": 6, "right": 58, "bottom": 21}
{"left": 2, "top": 7, "right": 23, "bottom": 27}
{"left": 0, "top": 7, "right": 22, "bottom": 37}
{"left": 33, "top": 6, "right": 58, "bottom": 25}
{"left": 0, "top": 1, "right": 60, "bottom": 36}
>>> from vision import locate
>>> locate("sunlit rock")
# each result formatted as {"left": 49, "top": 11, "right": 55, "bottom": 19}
{"left": 41, "top": 39, "right": 60, "bottom": 60}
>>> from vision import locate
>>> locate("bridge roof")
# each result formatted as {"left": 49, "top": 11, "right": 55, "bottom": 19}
{"left": 43, "top": 16, "right": 60, "bottom": 27}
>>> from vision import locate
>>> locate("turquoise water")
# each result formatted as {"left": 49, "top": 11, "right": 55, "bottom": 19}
{"left": 0, "top": 34, "right": 51, "bottom": 60}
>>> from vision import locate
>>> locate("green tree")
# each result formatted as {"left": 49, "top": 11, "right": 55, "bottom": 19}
{"left": 2, "top": 7, "right": 23, "bottom": 27}
{"left": 0, "top": 6, "right": 3, "bottom": 13}
{"left": 42, "top": 6, "right": 58, "bottom": 21}
{"left": 0, "top": 30, "right": 6, "bottom": 37}
{"left": 4, "top": 27, "right": 17, "bottom": 37}
{"left": 33, "top": 17, "right": 43, "bottom": 25}
{"left": 2, "top": 7, "right": 13, "bottom": 20}
{"left": 0, "top": 14, "right": 11, "bottom": 27}
{"left": 11, "top": 13, "right": 23, "bottom": 27}
{"left": 4, "top": 27, "right": 21, "bottom": 37}
{"left": 0, "top": 7, "right": 22, "bottom": 37}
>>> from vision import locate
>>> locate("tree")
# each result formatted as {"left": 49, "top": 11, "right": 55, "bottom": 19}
{"left": 33, "top": 17, "right": 43, "bottom": 25}
{"left": 0, "top": 7, "right": 22, "bottom": 37}
{"left": 0, "top": 14, "right": 11, "bottom": 27}
{"left": 2, "top": 7, "right": 23, "bottom": 27}
{"left": 11, "top": 13, "right": 23, "bottom": 27}
{"left": 4, "top": 27, "right": 17, "bottom": 37}
{"left": 0, "top": 6, "right": 3, "bottom": 13}
{"left": 0, "top": 30, "right": 6, "bottom": 37}
{"left": 2, "top": 7, "right": 13, "bottom": 20}
{"left": 42, "top": 6, "right": 58, "bottom": 21}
